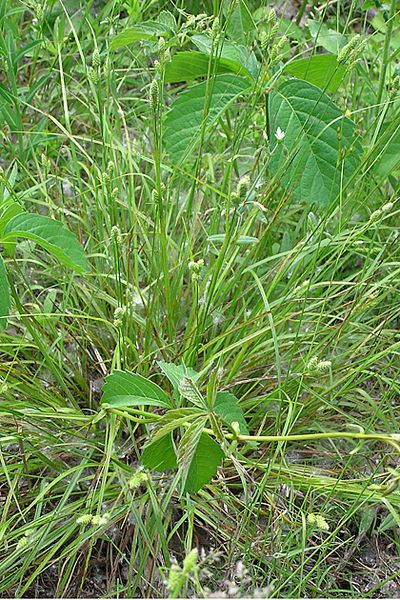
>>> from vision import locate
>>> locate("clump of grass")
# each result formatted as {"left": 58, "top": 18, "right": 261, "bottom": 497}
{"left": 0, "top": 0, "right": 399, "bottom": 597}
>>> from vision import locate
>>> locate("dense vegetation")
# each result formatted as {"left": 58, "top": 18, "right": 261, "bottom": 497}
{"left": 0, "top": 0, "right": 400, "bottom": 597}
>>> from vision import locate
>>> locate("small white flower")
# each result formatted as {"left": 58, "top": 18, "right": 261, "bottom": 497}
{"left": 274, "top": 127, "right": 285, "bottom": 142}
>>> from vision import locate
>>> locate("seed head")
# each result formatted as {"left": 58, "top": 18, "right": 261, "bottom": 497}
{"left": 150, "top": 79, "right": 159, "bottom": 111}
{"left": 382, "top": 202, "right": 394, "bottom": 214}
{"left": 316, "top": 359, "right": 332, "bottom": 373}
{"left": 259, "top": 31, "right": 269, "bottom": 53}
{"left": 211, "top": 16, "right": 220, "bottom": 40}
{"left": 88, "top": 66, "right": 99, "bottom": 84}
{"left": 183, "top": 548, "right": 198, "bottom": 574}
{"left": 111, "top": 225, "right": 122, "bottom": 245}
{"left": 369, "top": 208, "right": 382, "bottom": 224}
{"left": 128, "top": 469, "right": 148, "bottom": 490}
{"left": 338, "top": 35, "right": 361, "bottom": 64}
{"left": 113, "top": 306, "right": 125, "bottom": 328}
{"left": 16, "top": 536, "right": 29, "bottom": 551}
{"left": 158, "top": 37, "right": 166, "bottom": 55}
{"left": 237, "top": 175, "right": 250, "bottom": 201}
{"left": 92, "top": 48, "right": 101, "bottom": 68}
{"left": 98, "top": 512, "right": 111, "bottom": 526}
{"left": 76, "top": 513, "right": 93, "bottom": 525}
{"left": 307, "top": 513, "right": 329, "bottom": 531}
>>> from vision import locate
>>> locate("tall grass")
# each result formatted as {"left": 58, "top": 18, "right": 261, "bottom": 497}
{"left": 0, "top": 0, "right": 399, "bottom": 597}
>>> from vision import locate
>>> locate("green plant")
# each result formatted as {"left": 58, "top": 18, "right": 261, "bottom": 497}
{"left": 0, "top": 0, "right": 400, "bottom": 597}
{"left": 0, "top": 184, "right": 88, "bottom": 329}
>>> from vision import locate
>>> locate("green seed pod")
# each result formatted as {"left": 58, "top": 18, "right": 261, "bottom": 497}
{"left": 35, "top": 3, "right": 43, "bottom": 21}
{"left": 88, "top": 66, "right": 99, "bottom": 84}
{"left": 92, "top": 48, "right": 101, "bottom": 68}
{"left": 150, "top": 78, "right": 159, "bottom": 111}
{"left": 111, "top": 225, "right": 122, "bottom": 245}
{"left": 158, "top": 36, "right": 166, "bottom": 55}
{"left": 338, "top": 35, "right": 361, "bottom": 64}
{"left": 237, "top": 175, "right": 250, "bottom": 201}
{"left": 271, "top": 21, "right": 280, "bottom": 36}
{"left": 113, "top": 306, "right": 125, "bottom": 328}
{"left": 267, "top": 8, "right": 276, "bottom": 25}
{"left": 260, "top": 31, "right": 269, "bottom": 53}
{"left": 211, "top": 16, "right": 220, "bottom": 40}
{"left": 315, "top": 359, "right": 332, "bottom": 373}
{"left": 183, "top": 548, "right": 198, "bottom": 574}
{"left": 128, "top": 469, "right": 148, "bottom": 490}
{"left": 76, "top": 514, "right": 94, "bottom": 525}
{"left": 103, "top": 56, "right": 111, "bottom": 79}
{"left": 369, "top": 208, "right": 382, "bottom": 223}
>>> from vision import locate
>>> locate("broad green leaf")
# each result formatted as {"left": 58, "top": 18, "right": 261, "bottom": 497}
{"left": 358, "top": 506, "right": 376, "bottom": 536}
{"left": 0, "top": 202, "right": 23, "bottom": 256}
{"left": 223, "top": 0, "right": 256, "bottom": 44}
{"left": 372, "top": 32, "right": 400, "bottom": 51}
{"left": 165, "top": 51, "right": 253, "bottom": 83}
{"left": 307, "top": 20, "right": 346, "bottom": 54}
{"left": 178, "top": 416, "right": 208, "bottom": 493}
{"left": 0, "top": 255, "right": 9, "bottom": 330}
{"left": 214, "top": 391, "right": 249, "bottom": 435}
{"left": 184, "top": 433, "right": 224, "bottom": 493}
{"left": 157, "top": 361, "right": 200, "bottom": 390}
{"left": 371, "top": 12, "right": 387, "bottom": 34}
{"left": 374, "top": 121, "right": 400, "bottom": 177}
{"left": 0, "top": 203, "right": 24, "bottom": 234}
{"left": 192, "top": 34, "right": 259, "bottom": 80}
{"left": 111, "top": 21, "right": 173, "bottom": 49}
{"left": 164, "top": 73, "right": 250, "bottom": 164}
{"left": 280, "top": 18, "right": 303, "bottom": 42}
{"left": 283, "top": 54, "right": 346, "bottom": 93}
{"left": 3, "top": 213, "right": 88, "bottom": 273}
{"left": 141, "top": 434, "right": 177, "bottom": 471}
{"left": 158, "top": 10, "right": 177, "bottom": 33}
{"left": 269, "top": 80, "right": 362, "bottom": 205}
{"left": 101, "top": 370, "right": 171, "bottom": 409}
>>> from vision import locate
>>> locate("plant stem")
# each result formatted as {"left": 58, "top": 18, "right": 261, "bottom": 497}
{"left": 376, "top": 0, "right": 396, "bottom": 114}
